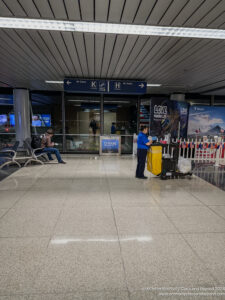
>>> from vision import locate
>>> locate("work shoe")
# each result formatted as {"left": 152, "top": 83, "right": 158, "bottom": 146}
{"left": 59, "top": 161, "right": 66, "bottom": 164}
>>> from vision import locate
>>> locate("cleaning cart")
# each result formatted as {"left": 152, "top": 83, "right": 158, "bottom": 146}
{"left": 147, "top": 143, "right": 192, "bottom": 180}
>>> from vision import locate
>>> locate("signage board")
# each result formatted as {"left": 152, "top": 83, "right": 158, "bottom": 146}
{"left": 100, "top": 136, "right": 121, "bottom": 155}
{"left": 64, "top": 78, "right": 146, "bottom": 95}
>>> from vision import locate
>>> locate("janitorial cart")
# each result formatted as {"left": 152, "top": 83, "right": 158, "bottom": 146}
{"left": 147, "top": 143, "right": 192, "bottom": 180}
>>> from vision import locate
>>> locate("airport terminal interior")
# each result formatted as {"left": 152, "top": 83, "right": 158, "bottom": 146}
{"left": 0, "top": 0, "right": 225, "bottom": 299}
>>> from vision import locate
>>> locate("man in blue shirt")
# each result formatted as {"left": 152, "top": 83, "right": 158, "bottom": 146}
{"left": 111, "top": 122, "right": 116, "bottom": 134}
{"left": 136, "top": 126, "right": 152, "bottom": 179}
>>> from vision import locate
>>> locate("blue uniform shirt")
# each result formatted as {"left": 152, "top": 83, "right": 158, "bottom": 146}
{"left": 137, "top": 132, "right": 149, "bottom": 150}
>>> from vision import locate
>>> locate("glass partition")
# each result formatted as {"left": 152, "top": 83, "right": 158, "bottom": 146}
{"left": 65, "top": 95, "right": 100, "bottom": 153}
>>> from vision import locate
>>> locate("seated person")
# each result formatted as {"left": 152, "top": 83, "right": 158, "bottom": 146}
{"left": 41, "top": 129, "right": 66, "bottom": 164}
{"left": 111, "top": 122, "right": 116, "bottom": 134}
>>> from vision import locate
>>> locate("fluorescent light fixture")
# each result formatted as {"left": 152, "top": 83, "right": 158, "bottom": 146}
{"left": 45, "top": 80, "right": 63, "bottom": 84}
{"left": 1, "top": 17, "right": 225, "bottom": 39}
{"left": 147, "top": 84, "right": 162, "bottom": 87}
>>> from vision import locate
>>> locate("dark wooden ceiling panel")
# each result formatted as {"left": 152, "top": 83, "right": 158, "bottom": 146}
{"left": 195, "top": 1, "right": 225, "bottom": 28}
{"left": 159, "top": 0, "right": 189, "bottom": 26}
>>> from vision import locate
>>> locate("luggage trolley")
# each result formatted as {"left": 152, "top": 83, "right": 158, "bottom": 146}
{"left": 147, "top": 143, "right": 192, "bottom": 180}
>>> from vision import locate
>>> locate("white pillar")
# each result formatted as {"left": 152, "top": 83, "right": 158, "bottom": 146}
{"left": 13, "top": 89, "right": 31, "bottom": 146}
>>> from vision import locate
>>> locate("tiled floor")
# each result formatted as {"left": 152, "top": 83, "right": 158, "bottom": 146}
{"left": 0, "top": 155, "right": 225, "bottom": 300}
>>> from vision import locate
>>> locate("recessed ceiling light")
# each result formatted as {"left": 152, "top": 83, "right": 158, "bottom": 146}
{"left": 1, "top": 17, "right": 225, "bottom": 40}
{"left": 45, "top": 80, "right": 63, "bottom": 84}
{"left": 147, "top": 84, "right": 162, "bottom": 87}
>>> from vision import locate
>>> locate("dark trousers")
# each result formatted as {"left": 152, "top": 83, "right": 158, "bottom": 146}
{"left": 136, "top": 149, "right": 147, "bottom": 178}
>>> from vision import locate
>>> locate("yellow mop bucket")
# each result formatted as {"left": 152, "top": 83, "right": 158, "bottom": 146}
{"left": 147, "top": 145, "right": 162, "bottom": 175}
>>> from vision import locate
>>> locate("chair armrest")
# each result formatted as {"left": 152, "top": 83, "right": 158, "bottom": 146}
{"left": 0, "top": 149, "right": 16, "bottom": 155}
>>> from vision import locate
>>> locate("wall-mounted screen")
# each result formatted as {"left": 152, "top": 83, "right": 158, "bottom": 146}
{"left": 32, "top": 114, "right": 51, "bottom": 127}
{"left": 0, "top": 114, "right": 7, "bottom": 126}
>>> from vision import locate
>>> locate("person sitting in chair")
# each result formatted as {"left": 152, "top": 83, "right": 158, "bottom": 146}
{"left": 41, "top": 129, "right": 66, "bottom": 164}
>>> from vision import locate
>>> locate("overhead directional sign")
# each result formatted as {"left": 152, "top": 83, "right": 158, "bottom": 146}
{"left": 64, "top": 78, "right": 146, "bottom": 95}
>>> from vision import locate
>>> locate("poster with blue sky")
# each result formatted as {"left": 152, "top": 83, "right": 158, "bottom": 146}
{"left": 188, "top": 106, "right": 225, "bottom": 137}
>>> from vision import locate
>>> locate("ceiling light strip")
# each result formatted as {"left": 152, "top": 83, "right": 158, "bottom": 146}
{"left": 0, "top": 17, "right": 225, "bottom": 39}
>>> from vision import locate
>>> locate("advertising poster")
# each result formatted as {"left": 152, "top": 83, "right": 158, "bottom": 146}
{"left": 149, "top": 98, "right": 189, "bottom": 138}
{"left": 188, "top": 106, "right": 225, "bottom": 137}
{"left": 100, "top": 136, "right": 121, "bottom": 155}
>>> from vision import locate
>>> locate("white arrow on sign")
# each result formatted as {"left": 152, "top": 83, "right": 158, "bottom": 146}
{"left": 139, "top": 83, "right": 145, "bottom": 88}
{"left": 66, "top": 80, "right": 72, "bottom": 85}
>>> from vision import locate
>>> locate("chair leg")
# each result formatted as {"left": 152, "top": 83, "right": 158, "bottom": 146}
{"left": 24, "top": 159, "right": 44, "bottom": 167}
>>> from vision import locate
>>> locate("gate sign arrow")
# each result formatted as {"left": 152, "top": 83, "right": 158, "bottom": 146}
{"left": 64, "top": 79, "right": 146, "bottom": 94}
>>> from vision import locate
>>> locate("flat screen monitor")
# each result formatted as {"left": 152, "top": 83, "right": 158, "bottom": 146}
{"left": 32, "top": 114, "right": 51, "bottom": 127}
{"left": 9, "top": 114, "right": 15, "bottom": 126}
{"left": 0, "top": 114, "right": 7, "bottom": 126}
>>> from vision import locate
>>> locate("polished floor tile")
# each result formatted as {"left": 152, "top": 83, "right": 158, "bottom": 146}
{"left": 115, "top": 207, "right": 178, "bottom": 236}
{"left": 183, "top": 233, "right": 225, "bottom": 284}
{"left": 0, "top": 207, "right": 61, "bottom": 237}
{"left": 0, "top": 156, "right": 225, "bottom": 297}
{"left": 163, "top": 206, "right": 225, "bottom": 233}
{"left": 31, "top": 241, "right": 126, "bottom": 293}
{"left": 120, "top": 234, "right": 216, "bottom": 290}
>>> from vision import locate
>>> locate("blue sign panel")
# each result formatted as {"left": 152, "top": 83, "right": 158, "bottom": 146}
{"left": 109, "top": 80, "right": 146, "bottom": 95}
{"left": 64, "top": 78, "right": 146, "bottom": 95}
{"left": 102, "top": 139, "right": 119, "bottom": 153}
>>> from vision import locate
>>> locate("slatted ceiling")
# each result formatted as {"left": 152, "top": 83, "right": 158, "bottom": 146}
{"left": 0, "top": 1, "right": 13, "bottom": 16}
{"left": 2, "top": 0, "right": 27, "bottom": 17}
{"left": 120, "top": 0, "right": 141, "bottom": 23}
{"left": 84, "top": 33, "right": 95, "bottom": 76}
{"left": 106, "top": 35, "right": 128, "bottom": 78}
{"left": 128, "top": 37, "right": 171, "bottom": 78}
{"left": 15, "top": 30, "right": 58, "bottom": 79}
{"left": 18, "top": 0, "right": 40, "bottom": 18}
{"left": 33, "top": 0, "right": 54, "bottom": 19}
{"left": 61, "top": 32, "right": 82, "bottom": 76}
{"left": 185, "top": 0, "right": 221, "bottom": 27}
{"left": 100, "top": 34, "right": 116, "bottom": 77}
{"left": 95, "top": 0, "right": 109, "bottom": 22}
{"left": 50, "top": 31, "right": 74, "bottom": 75}
{"left": 113, "top": 35, "right": 139, "bottom": 78}
{"left": 120, "top": 35, "right": 149, "bottom": 76}
{"left": 108, "top": 0, "right": 125, "bottom": 23}
{"left": 133, "top": 0, "right": 156, "bottom": 24}
{"left": 171, "top": 0, "right": 205, "bottom": 26}
{"left": 79, "top": 0, "right": 94, "bottom": 21}
{"left": 72, "top": 32, "right": 89, "bottom": 76}
{"left": 196, "top": 1, "right": 225, "bottom": 28}
{"left": 0, "top": 29, "right": 49, "bottom": 79}
{"left": 30, "top": 30, "right": 64, "bottom": 75}
{"left": 204, "top": 88, "right": 225, "bottom": 95}
{"left": 210, "top": 12, "right": 225, "bottom": 29}
{"left": 159, "top": 0, "right": 188, "bottom": 25}
{"left": 39, "top": 31, "right": 70, "bottom": 75}
{"left": 48, "top": 0, "right": 67, "bottom": 19}
{"left": 95, "top": 34, "right": 105, "bottom": 78}
{"left": 146, "top": 0, "right": 173, "bottom": 25}
{"left": 141, "top": 38, "right": 191, "bottom": 79}
{"left": 124, "top": 36, "right": 159, "bottom": 77}
{"left": 64, "top": 0, "right": 81, "bottom": 20}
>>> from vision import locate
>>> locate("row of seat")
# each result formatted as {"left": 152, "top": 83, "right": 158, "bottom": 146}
{"left": 0, "top": 138, "right": 48, "bottom": 170}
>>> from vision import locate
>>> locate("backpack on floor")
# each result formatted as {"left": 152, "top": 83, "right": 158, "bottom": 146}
{"left": 31, "top": 135, "right": 42, "bottom": 149}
